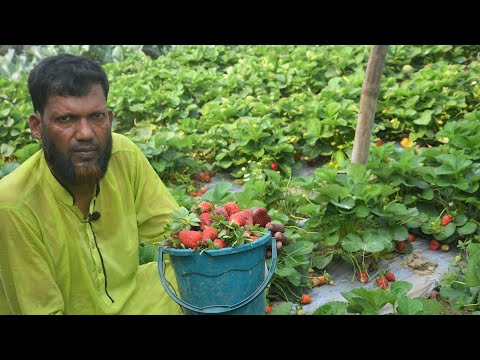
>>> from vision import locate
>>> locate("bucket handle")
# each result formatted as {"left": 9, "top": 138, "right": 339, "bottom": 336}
{"left": 158, "top": 235, "right": 277, "bottom": 314}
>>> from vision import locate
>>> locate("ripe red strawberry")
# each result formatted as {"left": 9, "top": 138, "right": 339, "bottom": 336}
{"left": 375, "top": 140, "right": 384, "bottom": 146}
{"left": 270, "top": 162, "right": 279, "bottom": 171}
{"left": 385, "top": 271, "right": 396, "bottom": 282}
{"left": 253, "top": 208, "right": 272, "bottom": 227}
{"left": 198, "top": 201, "right": 212, "bottom": 213}
{"left": 229, "top": 212, "right": 246, "bottom": 226}
{"left": 178, "top": 230, "right": 202, "bottom": 249}
{"left": 213, "top": 206, "right": 229, "bottom": 219}
{"left": 300, "top": 294, "right": 312, "bottom": 304}
{"left": 213, "top": 239, "right": 227, "bottom": 248}
{"left": 198, "top": 187, "right": 207, "bottom": 195}
{"left": 441, "top": 214, "right": 453, "bottom": 226}
{"left": 429, "top": 239, "right": 441, "bottom": 250}
{"left": 265, "top": 305, "right": 273, "bottom": 313}
{"left": 395, "top": 241, "right": 405, "bottom": 251}
{"left": 199, "top": 212, "right": 212, "bottom": 225}
{"left": 376, "top": 276, "right": 389, "bottom": 289}
{"left": 201, "top": 227, "right": 218, "bottom": 243}
{"left": 224, "top": 202, "right": 240, "bottom": 216}
{"left": 407, "top": 234, "right": 416, "bottom": 242}
{"left": 357, "top": 271, "right": 369, "bottom": 283}
{"left": 239, "top": 209, "right": 253, "bottom": 224}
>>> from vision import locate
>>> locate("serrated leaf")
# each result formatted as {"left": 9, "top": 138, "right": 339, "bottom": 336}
{"left": 323, "top": 233, "right": 340, "bottom": 246}
{"left": 1, "top": 143, "right": 15, "bottom": 158}
{"left": 413, "top": 109, "right": 433, "bottom": 125}
{"left": 419, "top": 188, "right": 434, "bottom": 200}
{"left": 454, "top": 214, "right": 467, "bottom": 226}
{"left": 330, "top": 197, "right": 355, "bottom": 209}
{"left": 384, "top": 202, "right": 408, "bottom": 216}
{"left": 275, "top": 267, "right": 297, "bottom": 278}
{"left": 396, "top": 296, "right": 424, "bottom": 315}
{"left": 270, "top": 302, "right": 293, "bottom": 315}
{"left": 417, "top": 298, "right": 442, "bottom": 315}
{"left": 389, "top": 280, "right": 413, "bottom": 297}
{"left": 458, "top": 221, "right": 477, "bottom": 235}
{"left": 283, "top": 241, "right": 314, "bottom": 257}
{"left": 341, "top": 233, "right": 363, "bottom": 252}
{"left": 312, "top": 253, "right": 334, "bottom": 270}
{"left": 434, "top": 222, "right": 456, "bottom": 240}
{"left": 313, "top": 301, "right": 348, "bottom": 315}
{"left": 363, "top": 229, "right": 392, "bottom": 252}
{"left": 392, "top": 225, "right": 409, "bottom": 241}
{"left": 464, "top": 250, "right": 480, "bottom": 288}
{"left": 347, "top": 163, "right": 366, "bottom": 184}
{"left": 355, "top": 205, "right": 370, "bottom": 218}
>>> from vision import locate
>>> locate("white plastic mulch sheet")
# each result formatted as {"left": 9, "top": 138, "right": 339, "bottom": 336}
{"left": 276, "top": 240, "right": 459, "bottom": 314}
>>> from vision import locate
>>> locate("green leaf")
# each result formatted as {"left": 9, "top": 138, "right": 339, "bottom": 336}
{"left": 283, "top": 241, "right": 314, "bottom": 257}
{"left": 330, "top": 197, "right": 355, "bottom": 210}
{"left": 413, "top": 110, "right": 433, "bottom": 125}
{"left": 312, "top": 253, "right": 334, "bottom": 270}
{"left": 419, "top": 188, "right": 434, "bottom": 200}
{"left": 464, "top": 249, "right": 480, "bottom": 288}
{"left": 347, "top": 163, "right": 366, "bottom": 184}
{"left": 323, "top": 233, "right": 340, "bottom": 246}
{"left": 389, "top": 280, "right": 413, "bottom": 298}
{"left": 13, "top": 143, "right": 40, "bottom": 163}
{"left": 152, "top": 160, "right": 166, "bottom": 173}
{"left": 1, "top": 143, "right": 15, "bottom": 158}
{"left": 355, "top": 205, "right": 370, "bottom": 218}
{"left": 454, "top": 214, "right": 468, "bottom": 226}
{"left": 392, "top": 224, "right": 409, "bottom": 241}
{"left": 269, "top": 302, "right": 293, "bottom": 315}
{"left": 341, "top": 233, "right": 363, "bottom": 253}
{"left": 396, "top": 296, "right": 424, "bottom": 315}
{"left": 434, "top": 222, "right": 456, "bottom": 240}
{"left": 417, "top": 298, "right": 442, "bottom": 315}
{"left": 384, "top": 202, "right": 408, "bottom": 216}
{"left": 313, "top": 301, "right": 348, "bottom": 315}
{"left": 363, "top": 229, "right": 391, "bottom": 252}
{"left": 457, "top": 221, "right": 477, "bottom": 235}
{"left": 316, "top": 184, "right": 350, "bottom": 200}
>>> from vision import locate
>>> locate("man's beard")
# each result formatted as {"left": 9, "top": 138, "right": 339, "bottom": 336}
{"left": 41, "top": 130, "right": 112, "bottom": 186}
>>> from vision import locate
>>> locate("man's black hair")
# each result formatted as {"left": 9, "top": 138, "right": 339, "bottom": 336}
{"left": 27, "top": 53, "right": 109, "bottom": 115}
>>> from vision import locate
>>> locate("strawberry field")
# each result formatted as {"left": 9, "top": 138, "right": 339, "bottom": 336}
{"left": 2, "top": 45, "right": 480, "bottom": 315}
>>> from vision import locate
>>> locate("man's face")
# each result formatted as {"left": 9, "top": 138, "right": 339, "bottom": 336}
{"left": 36, "top": 84, "right": 113, "bottom": 185}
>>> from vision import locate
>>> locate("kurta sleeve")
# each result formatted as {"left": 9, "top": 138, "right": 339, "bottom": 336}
{"left": 131, "top": 144, "right": 179, "bottom": 246}
{"left": 0, "top": 206, "right": 64, "bottom": 314}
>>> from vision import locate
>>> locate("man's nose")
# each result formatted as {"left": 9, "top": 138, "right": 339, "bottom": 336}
{"left": 75, "top": 118, "right": 94, "bottom": 140}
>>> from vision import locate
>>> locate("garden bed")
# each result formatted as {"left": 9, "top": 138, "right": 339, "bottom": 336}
{"left": 275, "top": 239, "right": 459, "bottom": 314}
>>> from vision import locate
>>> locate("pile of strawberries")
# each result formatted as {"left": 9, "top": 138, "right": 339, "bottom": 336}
{"left": 165, "top": 200, "right": 273, "bottom": 251}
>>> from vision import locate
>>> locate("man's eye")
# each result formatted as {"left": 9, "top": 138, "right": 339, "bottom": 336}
{"left": 58, "top": 116, "right": 71, "bottom": 122}
{"left": 92, "top": 113, "right": 105, "bottom": 120}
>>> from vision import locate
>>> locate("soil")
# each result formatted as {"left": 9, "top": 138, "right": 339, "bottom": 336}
{"left": 403, "top": 250, "right": 438, "bottom": 275}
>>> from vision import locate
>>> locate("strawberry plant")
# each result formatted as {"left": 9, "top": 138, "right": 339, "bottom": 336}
{"left": 314, "top": 280, "right": 442, "bottom": 315}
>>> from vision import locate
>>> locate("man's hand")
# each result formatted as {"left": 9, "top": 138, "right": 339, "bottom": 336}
{"left": 265, "top": 221, "right": 290, "bottom": 258}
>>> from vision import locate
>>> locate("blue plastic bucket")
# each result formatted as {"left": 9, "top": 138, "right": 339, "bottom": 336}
{"left": 158, "top": 233, "right": 277, "bottom": 315}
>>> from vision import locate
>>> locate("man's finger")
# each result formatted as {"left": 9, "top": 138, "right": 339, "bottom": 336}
{"left": 274, "top": 231, "right": 290, "bottom": 245}
{"left": 267, "top": 221, "right": 285, "bottom": 233}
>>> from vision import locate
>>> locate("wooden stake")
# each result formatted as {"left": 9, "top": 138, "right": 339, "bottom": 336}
{"left": 351, "top": 45, "right": 388, "bottom": 164}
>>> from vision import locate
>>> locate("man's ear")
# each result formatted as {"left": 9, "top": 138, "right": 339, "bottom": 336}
{"left": 29, "top": 113, "right": 42, "bottom": 140}
{"left": 107, "top": 109, "right": 114, "bottom": 127}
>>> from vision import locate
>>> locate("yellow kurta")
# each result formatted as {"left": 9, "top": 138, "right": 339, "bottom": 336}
{"left": 0, "top": 132, "right": 182, "bottom": 314}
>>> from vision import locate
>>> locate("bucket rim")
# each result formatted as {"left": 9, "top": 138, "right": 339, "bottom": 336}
{"left": 161, "top": 232, "right": 272, "bottom": 257}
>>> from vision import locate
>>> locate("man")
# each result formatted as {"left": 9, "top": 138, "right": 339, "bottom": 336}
{"left": 0, "top": 54, "right": 288, "bottom": 314}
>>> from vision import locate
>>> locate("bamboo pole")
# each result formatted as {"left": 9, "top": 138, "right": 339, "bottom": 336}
{"left": 351, "top": 45, "right": 388, "bottom": 164}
